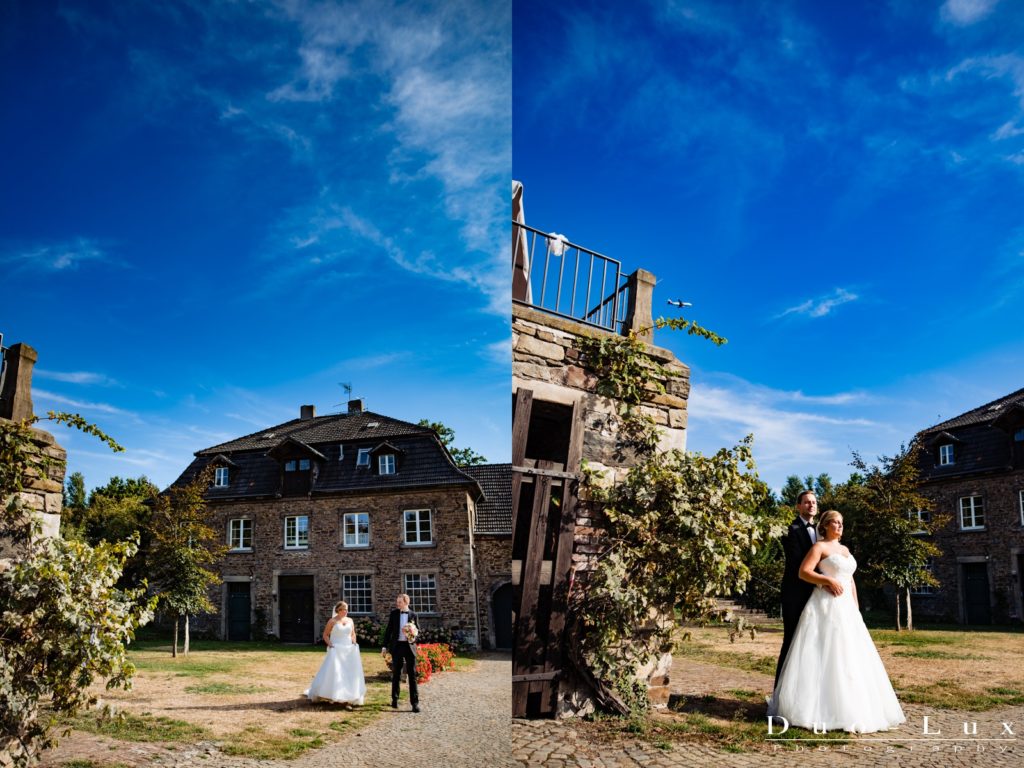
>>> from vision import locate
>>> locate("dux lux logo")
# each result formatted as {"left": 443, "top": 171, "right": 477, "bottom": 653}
{"left": 768, "top": 716, "right": 1016, "bottom": 737}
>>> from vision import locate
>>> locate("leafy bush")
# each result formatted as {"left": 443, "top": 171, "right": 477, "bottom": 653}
{"left": 354, "top": 616, "right": 385, "bottom": 646}
{"left": 1, "top": 413, "right": 155, "bottom": 766}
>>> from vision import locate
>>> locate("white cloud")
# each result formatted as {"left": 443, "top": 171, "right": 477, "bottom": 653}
{"left": 482, "top": 337, "right": 511, "bottom": 366}
{"left": 776, "top": 288, "right": 859, "bottom": 319}
{"left": 33, "top": 388, "right": 136, "bottom": 418}
{"left": 35, "top": 369, "right": 121, "bottom": 387}
{"left": 940, "top": 0, "right": 1000, "bottom": 26}
{"left": 1, "top": 238, "right": 117, "bottom": 272}
{"left": 684, "top": 375, "right": 889, "bottom": 492}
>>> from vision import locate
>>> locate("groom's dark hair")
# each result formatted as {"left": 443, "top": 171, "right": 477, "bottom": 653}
{"left": 796, "top": 489, "right": 816, "bottom": 505}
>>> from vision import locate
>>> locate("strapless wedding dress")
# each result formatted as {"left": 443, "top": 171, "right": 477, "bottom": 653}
{"left": 305, "top": 621, "right": 366, "bottom": 705}
{"left": 768, "top": 553, "right": 905, "bottom": 733}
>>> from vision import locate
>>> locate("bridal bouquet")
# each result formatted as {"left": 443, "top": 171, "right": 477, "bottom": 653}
{"left": 403, "top": 622, "right": 418, "bottom": 642}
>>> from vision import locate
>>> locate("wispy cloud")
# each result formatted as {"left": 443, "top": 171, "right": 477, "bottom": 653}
{"left": 35, "top": 369, "right": 121, "bottom": 387}
{"left": 940, "top": 0, "right": 1000, "bottom": 27}
{"left": 33, "top": 388, "right": 137, "bottom": 418}
{"left": 686, "top": 374, "right": 888, "bottom": 491}
{"left": 1, "top": 238, "right": 118, "bottom": 272}
{"left": 483, "top": 337, "right": 511, "bottom": 366}
{"left": 776, "top": 288, "right": 859, "bottom": 320}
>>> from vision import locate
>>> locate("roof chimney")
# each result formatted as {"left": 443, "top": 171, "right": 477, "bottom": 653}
{"left": 347, "top": 398, "right": 365, "bottom": 413}
{"left": 300, "top": 404, "right": 316, "bottom": 420}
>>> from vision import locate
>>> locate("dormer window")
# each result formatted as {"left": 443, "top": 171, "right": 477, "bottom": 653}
{"left": 214, "top": 467, "right": 230, "bottom": 487}
{"left": 939, "top": 444, "right": 954, "bottom": 466}
{"left": 357, "top": 448, "right": 370, "bottom": 467}
{"left": 285, "top": 460, "right": 296, "bottom": 472}
{"left": 379, "top": 454, "right": 396, "bottom": 475}
{"left": 1015, "top": 429, "right": 1024, "bottom": 442}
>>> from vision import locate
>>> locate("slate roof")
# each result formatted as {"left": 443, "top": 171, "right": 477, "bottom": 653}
{"left": 463, "top": 463, "right": 512, "bottom": 536}
{"left": 197, "top": 410, "right": 432, "bottom": 455}
{"left": 170, "top": 410, "right": 482, "bottom": 500}
{"left": 917, "top": 387, "right": 1024, "bottom": 482}
{"left": 921, "top": 387, "right": 1024, "bottom": 432}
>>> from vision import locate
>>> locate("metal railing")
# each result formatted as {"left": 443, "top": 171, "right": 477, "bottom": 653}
{"left": 513, "top": 221, "right": 631, "bottom": 334}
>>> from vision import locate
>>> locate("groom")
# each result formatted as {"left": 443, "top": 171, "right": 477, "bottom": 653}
{"left": 383, "top": 593, "right": 419, "bottom": 712}
{"left": 775, "top": 490, "right": 819, "bottom": 687}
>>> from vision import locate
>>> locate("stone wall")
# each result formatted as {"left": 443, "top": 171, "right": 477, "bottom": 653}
{"left": 918, "top": 470, "right": 1024, "bottom": 624}
{"left": 512, "top": 302, "right": 690, "bottom": 713}
{"left": 474, "top": 534, "right": 512, "bottom": 649}
{"left": 206, "top": 486, "right": 481, "bottom": 645}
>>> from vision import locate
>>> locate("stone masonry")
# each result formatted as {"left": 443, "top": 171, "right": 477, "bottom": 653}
{"left": 513, "top": 297, "right": 689, "bottom": 713}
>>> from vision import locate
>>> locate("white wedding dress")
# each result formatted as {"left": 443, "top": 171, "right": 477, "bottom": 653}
{"left": 769, "top": 553, "right": 905, "bottom": 733}
{"left": 305, "top": 620, "right": 366, "bottom": 705}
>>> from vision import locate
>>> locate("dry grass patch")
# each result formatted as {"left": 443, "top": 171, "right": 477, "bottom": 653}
{"left": 678, "top": 622, "right": 1024, "bottom": 711}
{"left": 65, "top": 640, "right": 410, "bottom": 760}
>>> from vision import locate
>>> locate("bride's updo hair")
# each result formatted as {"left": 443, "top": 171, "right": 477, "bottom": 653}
{"left": 334, "top": 601, "right": 348, "bottom": 614}
{"left": 817, "top": 510, "right": 843, "bottom": 539}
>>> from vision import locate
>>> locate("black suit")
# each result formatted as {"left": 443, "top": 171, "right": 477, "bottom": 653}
{"left": 383, "top": 608, "right": 419, "bottom": 706}
{"left": 775, "top": 516, "right": 815, "bottom": 687}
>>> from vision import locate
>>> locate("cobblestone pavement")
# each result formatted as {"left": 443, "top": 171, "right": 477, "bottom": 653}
{"left": 40, "top": 653, "right": 513, "bottom": 768}
{"left": 511, "top": 659, "right": 1022, "bottom": 768}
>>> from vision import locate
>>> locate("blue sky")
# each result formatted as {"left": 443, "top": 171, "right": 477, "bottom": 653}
{"left": 2, "top": 0, "right": 511, "bottom": 492}
{"left": 514, "top": 0, "right": 1024, "bottom": 492}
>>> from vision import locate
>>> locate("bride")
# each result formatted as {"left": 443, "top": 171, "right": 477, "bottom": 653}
{"left": 306, "top": 601, "right": 366, "bottom": 705}
{"left": 768, "top": 510, "right": 905, "bottom": 733}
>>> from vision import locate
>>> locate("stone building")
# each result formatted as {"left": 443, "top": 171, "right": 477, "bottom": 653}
{"left": 463, "top": 463, "right": 513, "bottom": 650}
{"left": 169, "top": 401, "right": 506, "bottom": 647}
{"left": 511, "top": 183, "right": 690, "bottom": 716}
{"left": 913, "top": 387, "right": 1024, "bottom": 624}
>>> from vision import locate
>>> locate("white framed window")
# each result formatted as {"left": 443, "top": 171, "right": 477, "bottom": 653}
{"left": 342, "top": 574, "right": 373, "bottom": 614}
{"left": 1019, "top": 490, "right": 1024, "bottom": 526}
{"left": 403, "top": 509, "right": 433, "bottom": 545}
{"left": 403, "top": 572, "right": 437, "bottom": 613}
{"left": 284, "top": 515, "right": 309, "bottom": 548}
{"left": 939, "top": 444, "right": 954, "bottom": 465}
{"left": 214, "top": 466, "right": 230, "bottom": 487}
{"left": 911, "top": 558, "right": 936, "bottom": 595}
{"left": 379, "top": 454, "right": 396, "bottom": 475}
{"left": 228, "top": 518, "right": 252, "bottom": 550}
{"left": 356, "top": 448, "right": 370, "bottom": 467}
{"left": 285, "top": 460, "right": 296, "bottom": 472}
{"left": 959, "top": 496, "right": 985, "bottom": 530}
{"left": 343, "top": 512, "right": 370, "bottom": 547}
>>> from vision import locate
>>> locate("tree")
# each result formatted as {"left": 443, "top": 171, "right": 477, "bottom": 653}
{"left": 779, "top": 473, "right": 836, "bottom": 507}
{"left": 841, "top": 443, "right": 943, "bottom": 630}
{"left": 1, "top": 412, "right": 154, "bottom": 767}
{"left": 417, "top": 419, "right": 487, "bottom": 466}
{"left": 63, "top": 471, "right": 87, "bottom": 512}
{"left": 148, "top": 467, "right": 225, "bottom": 656}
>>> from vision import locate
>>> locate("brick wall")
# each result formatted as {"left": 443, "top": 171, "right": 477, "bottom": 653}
{"left": 918, "top": 469, "right": 1024, "bottom": 624}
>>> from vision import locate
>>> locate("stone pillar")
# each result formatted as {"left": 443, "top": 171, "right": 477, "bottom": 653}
{"left": 624, "top": 269, "right": 656, "bottom": 340}
{"left": 0, "top": 342, "right": 38, "bottom": 421}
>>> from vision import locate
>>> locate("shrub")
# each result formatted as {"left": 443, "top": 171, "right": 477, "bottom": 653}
{"left": 418, "top": 643, "right": 455, "bottom": 672}
{"left": 354, "top": 616, "right": 385, "bottom": 646}
{"left": 415, "top": 655, "right": 433, "bottom": 684}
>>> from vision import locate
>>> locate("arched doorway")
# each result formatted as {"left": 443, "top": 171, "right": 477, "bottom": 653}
{"left": 492, "top": 582, "right": 513, "bottom": 649}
